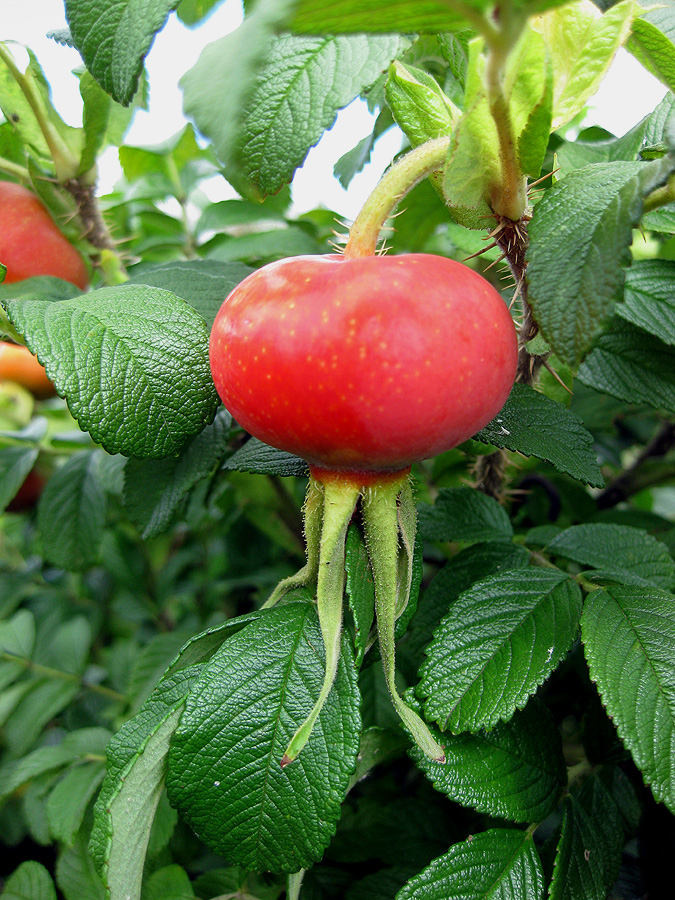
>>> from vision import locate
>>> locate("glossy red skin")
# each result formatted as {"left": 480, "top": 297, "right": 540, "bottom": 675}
{"left": 0, "top": 182, "right": 89, "bottom": 289}
{"left": 210, "top": 253, "right": 518, "bottom": 473}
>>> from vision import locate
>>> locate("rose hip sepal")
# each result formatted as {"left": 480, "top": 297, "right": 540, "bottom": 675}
{"left": 209, "top": 252, "right": 518, "bottom": 765}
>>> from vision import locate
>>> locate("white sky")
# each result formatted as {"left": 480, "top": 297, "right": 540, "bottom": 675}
{"left": 2, "top": 0, "right": 669, "bottom": 220}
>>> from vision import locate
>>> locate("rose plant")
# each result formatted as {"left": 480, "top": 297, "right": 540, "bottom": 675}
{"left": 1, "top": 2, "right": 675, "bottom": 900}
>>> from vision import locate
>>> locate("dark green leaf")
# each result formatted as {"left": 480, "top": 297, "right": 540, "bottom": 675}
{"left": 56, "top": 829, "right": 106, "bottom": 900}
{"left": 549, "top": 796, "right": 610, "bottom": 900}
{"left": 396, "top": 828, "right": 544, "bottom": 900}
{"left": 581, "top": 584, "right": 675, "bottom": 812}
{"left": 526, "top": 156, "right": 675, "bottom": 367}
{"left": 345, "top": 524, "right": 375, "bottom": 667}
{"left": 224, "top": 437, "right": 308, "bottom": 477}
{"left": 36, "top": 451, "right": 106, "bottom": 571}
{"left": 3, "top": 286, "right": 219, "bottom": 457}
{"left": 410, "top": 699, "right": 566, "bottom": 823}
{"left": 130, "top": 260, "right": 254, "bottom": 331}
{"left": 46, "top": 761, "right": 106, "bottom": 845}
{"left": 577, "top": 320, "right": 675, "bottom": 414}
{"left": 166, "top": 602, "right": 361, "bottom": 873}
{"left": 548, "top": 523, "right": 675, "bottom": 589}
{"left": 619, "top": 258, "right": 675, "bottom": 347}
{"left": 143, "top": 865, "right": 195, "bottom": 900}
{"left": 418, "top": 486, "right": 513, "bottom": 543}
{"left": 419, "top": 568, "right": 582, "bottom": 732}
{"left": 124, "top": 410, "right": 231, "bottom": 539}
{"left": 475, "top": 384, "right": 604, "bottom": 487}
{"left": 64, "top": 0, "right": 181, "bottom": 105}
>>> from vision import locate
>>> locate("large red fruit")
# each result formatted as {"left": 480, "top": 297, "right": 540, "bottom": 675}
{"left": 0, "top": 182, "right": 89, "bottom": 289}
{"left": 210, "top": 253, "right": 517, "bottom": 473}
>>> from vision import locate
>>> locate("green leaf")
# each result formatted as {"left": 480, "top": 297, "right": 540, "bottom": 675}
{"left": 162, "top": 610, "right": 266, "bottom": 680}
{"left": 581, "top": 584, "right": 675, "bottom": 812}
{"left": 36, "top": 450, "right": 106, "bottom": 571}
{"left": 396, "top": 828, "right": 544, "bottom": 900}
{"left": 526, "top": 157, "right": 675, "bottom": 367}
{"left": 443, "top": 26, "right": 550, "bottom": 215}
{"left": 556, "top": 116, "right": 648, "bottom": 175}
{"left": 46, "top": 761, "right": 106, "bottom": 845}
{"left": 2, "top": 679, "right": 81, "bottom": 760}
{"left": 475, "top": 384, "right": 604, "bottom": 487}
{"left": 166, "top": 601, "right": 361, "bottom": 873}
{"left": 3, "top": 286, "right": 219, "bottom": 458}
{"left": 629, "top": 9, "right": 675, "bottom": 94}
{"left": 385, "top": 60, "right": 460, "bottom": 147}
{"left": 548, "top": 523, "right": 675, "bottom": 589}
{"left": 224, "top": 437, "right": 308, "bottom": 477}
{"left": 0, "top": 446, "right": 39, "bottom": 513}
{"left": 90, "top": 667, "right": 200, "bottom": 898}
{"left": 576, "top": 320, "right": 675, "bottom": 414}
{"left": 227, "top": 33, "right": 403, "bottom": 197}
{"left": 417, "top": 486, "right": 513, "bottom": 544}
{"left": 64, "top": 0, "right": 181, "bottom": 106}
{"left": 345, "top": 524, "right": 375, "bottom": 667}
{"left": 131, "top": 260, "right": 254, "bottom": 331}
{"left": 410, "top": 698, "right": 566, "bottom": 823}
{"left": 0, "top": 861, "right": 58, "bottom": 900}
{"left": 56, "top": 829, "right": 106, "bottom": 900}
{"left": 0, "top": 608, "right": 36, "bottom": 660}
{"left": 0, "top": 728, "right": 111, "bottom": 806}
{"left": 400, "top": 541, "right": 530, "bottom": 680}
{"left": 123, "top": 409, "right": 231, "bottom": 539}
{"left": 532, "top": 0, "right": 637, "bottom": 130}
{"left": 549, "top": 796, "right": 611, "bottom": 900}
{"left": 419, "top": 568, "right": 582, "bottom": 732}
{"left": 144, "top": 865, "right": 195, "bottom": 900}
{"left": 619, "top": 258, "right": 675, "bottom": 347}
{"left": 289, "top": 0, "right": 484, "bottom": 33}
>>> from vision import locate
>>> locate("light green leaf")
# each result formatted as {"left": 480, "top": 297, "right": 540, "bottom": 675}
{"left": 0, "top": 861, "right": 57, "bottom": 900}
{"left": 124, "top": 410, "right": 231, "bottom": 540}
{"left": 46, "top": 761, "right": 106, "bottom": 846}
{"left": 56, "top": 829, "right": 106, "bottom": 900}
{"left": 143, "top": 865, "right": 195, "bottom": 900}
{"left": 64, "top": 0, "right": 181, "bottom": 106}
{"left": 531, "top": 0, "right": 638, "bottom": 130}
{"left": 2, "top": 679, "right": 81, "bottom": 760}
{"left": 619, "top": 258, "right": 675, "bottom": 347}
{"left": 549, "top": 796, "right": 612, "bottom": 900}
{"left": 3, "top": 286, "right": 219, "bottom": 458}
{"left": 166, "top": 602, "right": 361, "bottom": 873}
{"left": 628, "top": 8, "right": 675, "bottom": 93}
{"left": 396, "top": 829, "right": 544, "bottom": 900}
{"left": 576, "top": 320, "right": 675, "bottom": 414}
{"left": 475, "top": 384, "right": 604, "bottom": 487}
{"left": 548, "top": 523, "right": 675, "bottom": 589}
{"left": 418, "top": 486, "right": 513, "bottom": 544}
{"left": 386, "top": 60, "right": 460, "bottom": 146}
{"left": 290, "top": 0, "right": 485, "bottom": 33}
{"left": 229, "top": 33, "right": 403, "bottom": 197}
{"left": 582, "top": 584, "right": 675, "bottom": 812}
{"left": 345, "top": 524, "right": 375, "bottom": 667}
{"left": 419, "top": 568, "right": 582, "bottom": 732}
{"left": 526, "top": 156, "right": 675, "bottom": 367}
{"left": 410, "top": 699, "right": 566, "bottom": 823}
{"left": 36, "top": 450, "right": 106, "bottom": 571}
{"left": 0, "top": 446, "right": 39, "bottom": 512}
{"left": 90, "top": 668, "right": 200, "bottom": 899}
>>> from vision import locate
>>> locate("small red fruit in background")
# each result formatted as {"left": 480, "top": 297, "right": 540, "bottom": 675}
{"left": 210, "top": 253, "right": 517, "bottom": 473}
{"left": 0, "top": 341, "right": 57, "bottom": 399}
{"left": 0, "top": 181, "right": 89, "bottom": 290}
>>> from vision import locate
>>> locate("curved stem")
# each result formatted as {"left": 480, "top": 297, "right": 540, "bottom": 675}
{"left": 281, "top": 478, "right": 360, "bottom": 766}
{"left": 643, "top": 172, "right": 675, "bottom": 214}
{"left": 362, "top": 479, "right": 446, "bottom": 763}
{"left": 0, "top": 155, "right": 30, "bottom": 182}
{"left": 344, "top": 137, "right": 451, "bottom": 259}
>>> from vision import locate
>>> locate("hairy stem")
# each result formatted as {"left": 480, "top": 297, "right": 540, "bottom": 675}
{"left": 344, "top": 137, "right": 451, "bottom": 258}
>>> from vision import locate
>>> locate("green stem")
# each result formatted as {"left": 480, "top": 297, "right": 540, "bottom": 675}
{"left": 1, "top": 652, "right": 127, "bottom": 702}
{"left": 0, "top": 155, "right": 30, "bottom": 182}
{"left": 361, "top": 479, "right": 446, "bottom": 763}
{"left": 344, "top": 137, "right": 451, "bottom": 258}
{"left": 264, "top": 478, "right": 323, "bottom": 608}
{"left": 643, "top": 172, "right": 675, "bottom": 214}
{"left": 281, "top": 477, "right": 360, "bottom": 766}
{"left": 0, "top": 43, "right": 78, "bottom": 182}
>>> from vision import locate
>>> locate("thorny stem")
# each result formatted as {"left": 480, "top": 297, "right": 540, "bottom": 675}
{"left": 344, "top": 137, "right": 451, "bottom": 258}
